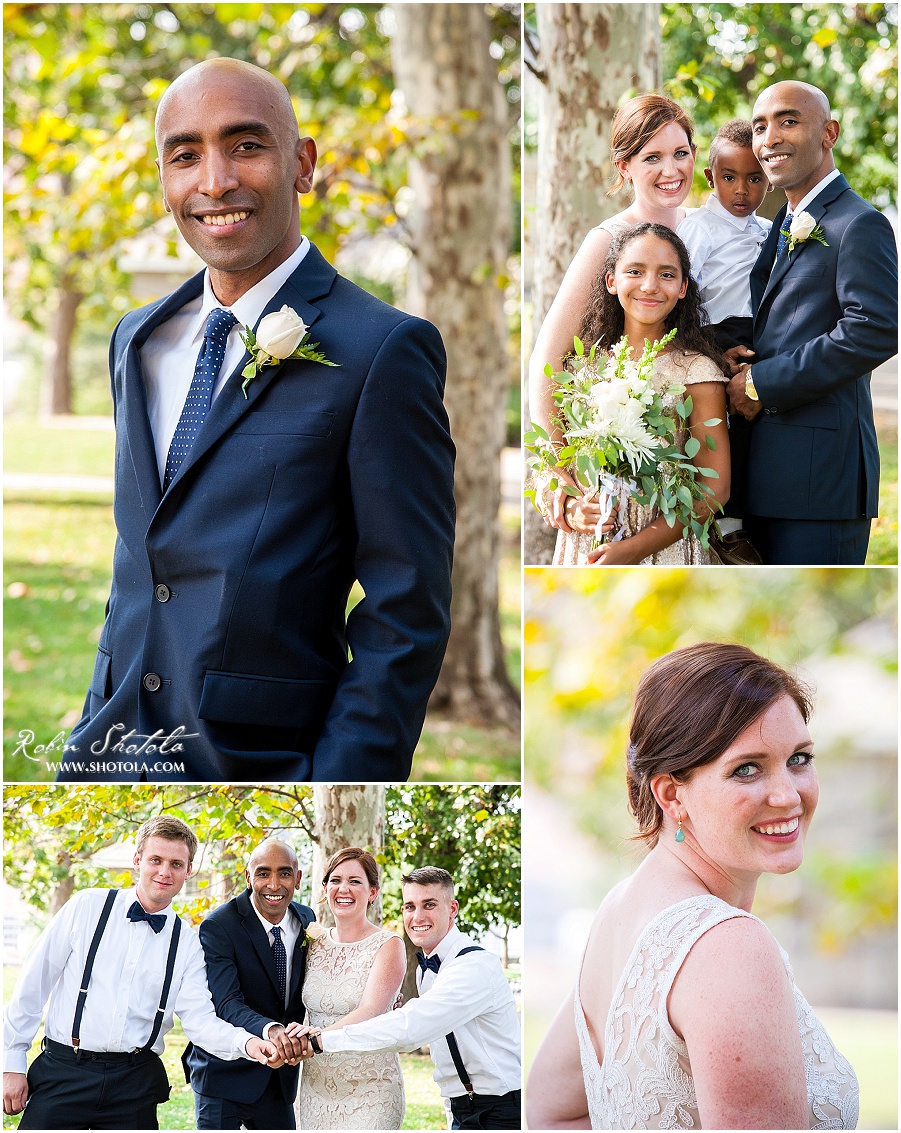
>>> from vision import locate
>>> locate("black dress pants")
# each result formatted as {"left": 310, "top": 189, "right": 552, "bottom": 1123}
{"left": 194, "top": 1070, "right": 296, "bottom": 1129}
{"left": 449, "top": 1089, "right": 522, "bottom": 1129}
{"left": 19, "top": 1040, "right": 169, "bottom": 1130}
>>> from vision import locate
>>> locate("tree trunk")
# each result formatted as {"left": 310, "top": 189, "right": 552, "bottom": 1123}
{"left": 311, "top": 785, "right": 386, "bottom": 927}
{"left": 48, "top": 853, "right": 75, "bottom": 917}
{"left": 391, "top": 3, "right": 520, "bottom": 731}
{"left": 524, "top": 3, "right": 661, "bottom": 564}
{"left": 42, "top": 273, "right": 82, "bottom": 416}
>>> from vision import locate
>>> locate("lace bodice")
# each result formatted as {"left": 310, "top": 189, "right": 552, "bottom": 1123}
{"left": 300, "top": 928, "right": 404, "bottom": 1129}
{"left": 574, "top": 895, "right": 858, "bottom": 1130}
{"left": 553, "top": 351, "right": 727, "bottom": 566}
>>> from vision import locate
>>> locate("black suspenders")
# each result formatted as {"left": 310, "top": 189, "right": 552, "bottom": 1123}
{"left": 442, "top": 945, "right": 484, "bottom": 1100}
{"left": 71, "top": 889, "right": 182, "bottom": 1055}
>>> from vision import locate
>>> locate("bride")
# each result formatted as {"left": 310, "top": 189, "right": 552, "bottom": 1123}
{"left": 299, "top": 848, "right": 407, "bottom": 1130}
{"left": 527, "top": 643, "right": 858, "bottom": 1130}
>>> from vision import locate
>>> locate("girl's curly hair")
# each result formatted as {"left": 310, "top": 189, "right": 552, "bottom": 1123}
{"left": 580, "top": 223, "right": 727, "bottom": 373}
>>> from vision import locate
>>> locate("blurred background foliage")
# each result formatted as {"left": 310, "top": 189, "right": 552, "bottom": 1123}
{"left": 661, "top": 2, "right": 898, "bottom": 207}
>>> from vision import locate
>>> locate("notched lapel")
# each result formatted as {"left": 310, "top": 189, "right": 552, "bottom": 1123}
{"left": 238, "top": 891, "right": 286, "bottom": 1002}
{"left": 120, "top": 272, "right": 205, "bottom": 512}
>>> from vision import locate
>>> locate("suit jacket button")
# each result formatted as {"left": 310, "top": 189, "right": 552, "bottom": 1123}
{"left": 155, "top": 584, "right": 171, "bottom": 603}
{"left": 143, "top": 673, "right": 162, "bottom": 692}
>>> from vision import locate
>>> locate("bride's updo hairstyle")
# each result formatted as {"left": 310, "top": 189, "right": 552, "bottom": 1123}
{"left": 608, "top": 93, "right": 696, "bottom": 197}
{"left": 627, "top": 642, "right": 813, "bottom": 847}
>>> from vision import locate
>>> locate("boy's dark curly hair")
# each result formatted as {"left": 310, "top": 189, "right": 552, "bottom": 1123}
{"left": 579, "top": 223, "right": 727, "bottom": 373}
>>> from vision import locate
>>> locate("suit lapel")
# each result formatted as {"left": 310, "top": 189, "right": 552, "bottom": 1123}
{"left": 118, "top": 271, "right": 205, "bottom": 514}
{"left": 236, "top": 889, "right": 284, "bottom": 1002}
{"left": 161, "top": 245, "right": 338, "bottom": 496}
{"left": 288, "top": 904, "right": 311, "bottom": 1001}
{"left": 756, "top": 175, "right": 850, "bottom": 324}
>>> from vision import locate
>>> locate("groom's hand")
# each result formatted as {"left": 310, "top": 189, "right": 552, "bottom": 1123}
{"left": 3, "top": 1072, "right": 28, "bottom": 1115}
{"left": 723, "top": 344, "right": 755, "bottom": 375}
{"left": 267, "top": 1024, "right": 306, "bottom": 1066}
{"left": 727, "top": 366, "right": 763, "bottom": 421}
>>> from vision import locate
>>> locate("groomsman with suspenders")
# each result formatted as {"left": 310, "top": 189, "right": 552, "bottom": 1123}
{"left": 291, "top": 867, "right": 522, "bottom": 1130}
{"left": 2, "top": 816, "right": 275, "bottom": 1129}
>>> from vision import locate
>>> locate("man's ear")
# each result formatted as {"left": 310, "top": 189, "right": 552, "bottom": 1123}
{"left": 295, "top": 137, "right": 317, "bottom": 196}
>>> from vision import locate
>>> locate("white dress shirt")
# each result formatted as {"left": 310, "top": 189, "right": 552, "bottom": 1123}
{"left": 248, "top": 898, "right": 301, "bottom": 1010}
{"left": 322, "top": 925, "right": 521, "bottom": 1099}
{"left": 3, "top": 887, "right": 256, "bottom": 1074}
{"left": 677, "top": 194, "right": 771, "bottom": 323}
{"left": 141, "top": 237, "right": 311, "bottom": 481}
{"left": 784, "top": 167, "right": 842, "bottom": 220}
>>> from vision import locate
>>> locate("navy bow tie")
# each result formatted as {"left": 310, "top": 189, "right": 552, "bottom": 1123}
{"left": 417, "top": 952, "right": 441, "bottom": 974}
{"left": 127, "top": 901, "right": 166, "bottom": 934}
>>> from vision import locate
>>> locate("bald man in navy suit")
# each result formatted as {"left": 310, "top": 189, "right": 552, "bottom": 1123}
{"left": 726, "top": 81, "right": 897, "bottom": 565}
{"left": 63, "top": 59, "right": 454, "bottom": 781}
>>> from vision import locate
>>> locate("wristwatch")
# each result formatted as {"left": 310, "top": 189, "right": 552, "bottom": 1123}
{"left": 309, "top": 1031, "right": 323, "bottom": 1055}
{"left": 744, "top": 368, "right": 759, "bottom": 402}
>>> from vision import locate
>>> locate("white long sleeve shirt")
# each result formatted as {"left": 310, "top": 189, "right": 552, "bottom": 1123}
{"left": 3, "top": 887, "right": 255, "bottom": 1074}
{"left": 322, "top": 926, "right": 521, "bottom": 1099}
{"left": 677, "top": 195, "right": 771, "bottom": 323}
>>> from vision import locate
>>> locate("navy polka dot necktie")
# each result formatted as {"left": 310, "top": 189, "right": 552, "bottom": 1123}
{"left": 775, "top": 212, "right": 793, "bottom": 260}
{"left": 271, "top": 924, "right": 287, "bottom": 1005}
{"left": 163, "top": 307, "right": 237, "bottom": 490}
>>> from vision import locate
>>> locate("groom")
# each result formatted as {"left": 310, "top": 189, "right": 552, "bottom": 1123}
{"left": 62, "top": 58, "right": 455, "bottom": 783}
{"left": 184, "top": 839, "right": 315, "bottom": 1129}
{"left": 726, "top": 80, "right": 897, "bottom": 564}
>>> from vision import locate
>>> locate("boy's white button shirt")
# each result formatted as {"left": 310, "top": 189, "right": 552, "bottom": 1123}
{"left": 678, "top": 194, "right": 771, "bottom": 323}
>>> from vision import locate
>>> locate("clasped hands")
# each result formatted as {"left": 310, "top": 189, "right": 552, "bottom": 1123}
{"left": 256, "top": 1022, "right": 322, "bottom": 1067}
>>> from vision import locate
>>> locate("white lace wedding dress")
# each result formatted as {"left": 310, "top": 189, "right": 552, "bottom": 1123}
{"left": 575, "top": 894, "right": 859, "bottom": 1129}
{"left": 299, "top": 928, "right": 405, "bottom": 1129}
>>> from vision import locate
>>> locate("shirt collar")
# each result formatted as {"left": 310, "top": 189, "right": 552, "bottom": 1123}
{"left": 189, "top": 236, "right": 310, "bottom": 345}
{"left": 426, "top": 923, "right": 465, "bottom": 963}
{"left": 788, "top": 168, "right": 842, "bottom": 219}
{"left": 704, "top": 193, "right": 759, "bottom": 231}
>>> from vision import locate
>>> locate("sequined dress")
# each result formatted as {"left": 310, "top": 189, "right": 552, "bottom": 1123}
{"left": 299, "top": 928, "right": 405, "bottom": 1129}
{"left": 553, "top": 351, "right": 727, "bottom": 566}
{"left": 574, "top": 894, "right": 859, "bottom": 1129}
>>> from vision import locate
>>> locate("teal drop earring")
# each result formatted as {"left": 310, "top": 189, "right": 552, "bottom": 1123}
{"left": 675, "top": 816, "right": 685, "bottom": 843}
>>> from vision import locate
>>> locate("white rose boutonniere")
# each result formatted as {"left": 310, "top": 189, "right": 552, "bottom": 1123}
{"left": 302, "top": 922, "right": 327, "bottom": 948}
{"left": 239, "top": 305, "right": 338, "bottom": 398}
{"left": 782, "top": 211, "right": 829, "bottom": 256}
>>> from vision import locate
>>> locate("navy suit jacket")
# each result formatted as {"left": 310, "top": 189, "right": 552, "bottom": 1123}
{"left": 63, "top": 244, "right": 455, "bottom": 781}
{"left": 746, "top": 174, "right": 897, "bottom": 520}
{"left": 184, "top": 889, "right": 315, "bottom": 1105}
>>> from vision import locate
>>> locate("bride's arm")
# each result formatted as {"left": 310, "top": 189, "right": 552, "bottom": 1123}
{"left": 526, "top": 988, "right": 591, "bottom": 1129}
{"left": 328, "top": 935, "right": 407, "bottom": 1028}
{"left": 528, "top": 227, "right": 615, "bottom": 531}
{"left": 669, "top": 917, "right": 808, "bottom": 1129}
{"left": 588, "top": 380, "right": 730, "bottom": 565}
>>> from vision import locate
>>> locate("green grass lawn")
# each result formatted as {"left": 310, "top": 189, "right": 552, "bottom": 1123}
{"left": 867, "top": 430, "right": 897, "bottom": 564}
{"left": 3, "top": 421, "right": 521, "bottom": 782}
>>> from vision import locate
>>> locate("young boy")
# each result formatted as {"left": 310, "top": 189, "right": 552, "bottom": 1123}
{"left": 678, "top": 120, "right": 772, "bottom": 527}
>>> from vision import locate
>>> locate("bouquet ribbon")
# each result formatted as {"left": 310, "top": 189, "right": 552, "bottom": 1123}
{"left": 595, "top": 471, "right": 634, "bottom": 543}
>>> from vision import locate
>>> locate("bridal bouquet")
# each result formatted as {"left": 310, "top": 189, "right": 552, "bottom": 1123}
{"left": 525, "top": 330, "right": 722, "bottom": 548}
